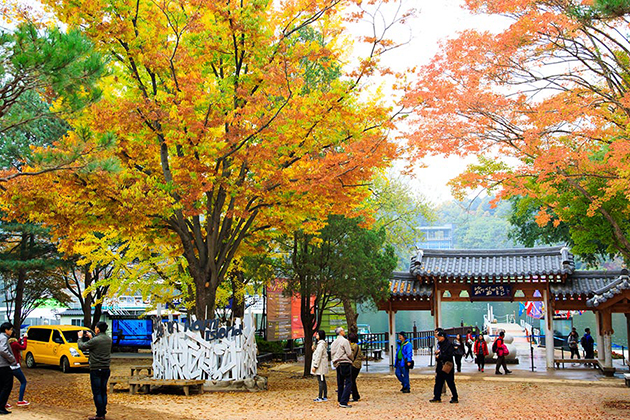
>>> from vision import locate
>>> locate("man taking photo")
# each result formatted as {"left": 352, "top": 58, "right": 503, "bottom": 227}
{"left": 78, "top": 322, "right": 113, "bottom": 420}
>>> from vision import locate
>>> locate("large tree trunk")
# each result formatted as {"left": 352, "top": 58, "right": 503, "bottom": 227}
{"left": 341, "top": 296, "right": 358, "bottom": 335}
{"left": 82, "top": 268, "right": 93, "bottom": 328}
{"left": 195, "top": 281, "right": 218, "bottom": 321}
{"left": 12, "top": 268, "right": 26, "bottom": 333}
{"left": 232, "top": 297, "right": 245, "bottom": 320}
{"left": 82, "top": 295, "right": 93, "bottom": 329}
{"left": 301, "top": 306, "right": 316, "bottom": 377}
{"left": 91, "top": 303, "right": 103, "bottom": 330}
{"left": 303, "top": 330, "right": 314, "bottom": 377}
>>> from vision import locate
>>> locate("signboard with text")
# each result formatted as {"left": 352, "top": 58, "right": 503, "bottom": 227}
{"left": 266, "top": 280, "right": 292, "bottom": 341}
{"left": 470, "top": 284, "right": 512, "bottom": 300}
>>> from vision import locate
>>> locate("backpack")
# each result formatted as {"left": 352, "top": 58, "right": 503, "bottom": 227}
{"left": 492, "top": 339, "right": 499, "bottom": 353}
{"left": 500, "top": 344, "right": 509, "bottom": 357}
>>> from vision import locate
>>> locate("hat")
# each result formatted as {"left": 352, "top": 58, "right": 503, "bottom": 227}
{"left": 436, "top": 330, "right": 447, "bottom": 338}
{"left": 398, "top": 331, "right": 406, "bottom": 338}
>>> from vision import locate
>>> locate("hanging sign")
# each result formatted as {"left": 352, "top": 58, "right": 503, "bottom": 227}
{"left": 470, "top": 284, "right": 512, "bottom": 299}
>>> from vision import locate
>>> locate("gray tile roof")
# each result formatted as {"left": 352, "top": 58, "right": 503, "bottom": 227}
{"left": 586, "top": 273, "right": 630, "bottom": 307}
{"left": 390, "top": 271, "right": 433, "bottom": 298}
{"left": 410, "top": 246, "right": 574, "bottom": 279}
{"left": 550, "top": 271, "right": 624, "bottom": 298}
{"left": 58, "top": 309, "right": 90, "bottom": 316}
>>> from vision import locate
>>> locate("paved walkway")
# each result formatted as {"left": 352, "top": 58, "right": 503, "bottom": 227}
{"left": 356, "top": 344, "right": 629, "bottom": 382}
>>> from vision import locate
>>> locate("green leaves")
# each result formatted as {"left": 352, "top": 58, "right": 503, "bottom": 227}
{"left": 1, "top": 22, "right": 105, "bottom": 120}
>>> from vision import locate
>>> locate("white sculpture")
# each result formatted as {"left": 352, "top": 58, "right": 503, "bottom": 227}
{"left": 151, "top": 313, "right": 258, "bottom": 382}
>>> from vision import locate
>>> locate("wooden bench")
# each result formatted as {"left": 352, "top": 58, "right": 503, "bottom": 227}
{"left": 257, "top": 352, "right": 273, "bottom": 365}
{"left": 554, "top": 358, "right": 598, "bottom": 368}
{"left": 109, "top": 376, "right": 131, "bottom": 393}
{"left": 128, "top": 378, "right": 205, "bottom": 396}
{"left": 130, "top": 365, "right": 154, "bottom": 377}
{"left": 624, "top": 373, "right": 630, "bottom": 387}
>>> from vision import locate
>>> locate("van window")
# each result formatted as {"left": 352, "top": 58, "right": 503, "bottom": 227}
{"left": 52, "top": 330, "right": 64, "bottom": 344}
{"left": 62, "top": 330, "right": 83, "bottom": 343}
{"left": 28, "top": 328, "right": 52, "bottom": 342}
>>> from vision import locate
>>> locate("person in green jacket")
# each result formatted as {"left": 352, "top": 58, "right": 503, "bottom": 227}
{"left": 78, "top": 322, "right": 113, "bottom": 420}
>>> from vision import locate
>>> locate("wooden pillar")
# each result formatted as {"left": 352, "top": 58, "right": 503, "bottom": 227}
{"left": 388, "top": 307, "right": 397, "bottom": 367}
{"left": 543, "top": 289, "right": 554, "bottom": 369}
{"left": 434, "top": 289, "right": 442, "bottom": 330}
{"left": 601, "top": 310, "right": 614, "bottom": 369}
{"left": 595, "top": 311, "right": 604, "bottom": 365}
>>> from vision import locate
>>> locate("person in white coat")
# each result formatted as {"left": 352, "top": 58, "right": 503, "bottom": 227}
{"left": 311, "top": 330, "right": 329, "bottom": 402}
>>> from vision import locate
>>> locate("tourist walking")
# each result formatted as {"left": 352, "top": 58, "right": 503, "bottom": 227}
{"left": 348, "top": 332, "right": 362, "bottom": 402}
{"left": 8, "top": 334, "right": 29, "bottom": 407}
{"left": 474, "top": 334, "right": 489, "bottom": 372}
{"left": 311, "top": 330, "right": 329, "bottom": 402}
{"left": 493, "top": 331, "right": 512, "bottom": 375}
{"left": 453, "top": 334, "right": 464, "bottom": 372}
{"left": 465, "top": 330, "right": 474, "bottom": 360}
{"left": 0, "top": 323, "right": 17, "bottom": 415}
{"left": 78, "top": 322, "right": 113, "bottom": 420}
{"left": 330, "top": 327, "right": 353, "bottom": 408}
{"left": 395, "top": 332, "right": 413, "bottom": 393}
{"left": 581, "top": 328, "right": 595, "bottom": 366}
{"left": 567, "top": 327, "right": 580, "bottom": 364}
{"left": 430, "top": 330, "right": 459, "bottom": 403}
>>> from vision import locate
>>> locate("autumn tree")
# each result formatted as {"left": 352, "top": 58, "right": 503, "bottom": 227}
{"left": 8, "top": 0, "right": 409, "bottom": 321}
{"left": 404, "top": 0, "right": 630, "bottom": 264}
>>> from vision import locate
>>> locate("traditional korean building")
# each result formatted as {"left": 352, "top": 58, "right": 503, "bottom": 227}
{"left": 380, "top": 246, "right": 629, "bottom": 374}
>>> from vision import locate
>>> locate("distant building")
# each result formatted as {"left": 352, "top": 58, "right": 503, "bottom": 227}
{"left": 417, "top": 224, "right": 454, "bottom": 249}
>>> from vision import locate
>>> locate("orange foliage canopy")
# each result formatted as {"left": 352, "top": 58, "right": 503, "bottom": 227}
{"left": 5, "top": 0, "right": 406, "bottom": 318}
{"left": 404, "top": 0, "right": 630, "bottom": 260}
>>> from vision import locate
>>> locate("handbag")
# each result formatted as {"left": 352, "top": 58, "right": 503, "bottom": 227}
{"left": 442, "top": 361, "right": 454, "bottom": 374}
{"left": 407, "top": 359, "right": 415, "bottom": 369}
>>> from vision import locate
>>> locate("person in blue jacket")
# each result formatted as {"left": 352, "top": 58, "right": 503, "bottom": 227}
{"left": 395, "top": 332, "right": 414, "bottom": 393}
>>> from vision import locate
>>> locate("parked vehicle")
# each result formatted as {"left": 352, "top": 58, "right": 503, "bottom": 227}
{"left": 25, "top": 325, "right": 92, "bottom": 373}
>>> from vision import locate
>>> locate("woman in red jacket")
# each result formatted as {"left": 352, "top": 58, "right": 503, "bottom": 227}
{"left": 474, "top": 334, "right": 489, "bottom": 372}
{"left": 7, "top": 335, "right": 29, "bottom": 408}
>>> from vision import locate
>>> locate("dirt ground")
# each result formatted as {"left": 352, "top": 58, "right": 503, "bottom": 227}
{"left": 6, "top": 359, "right": 630, "bottom": 420}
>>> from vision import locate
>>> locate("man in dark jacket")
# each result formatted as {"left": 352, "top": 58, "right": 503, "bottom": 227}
{"left": 430, "top": 330, "right": 458, "bottom": 403}
{"left": 581, "top": 328, "right": 595, "bottom": 367}
{"left": 78, "top": 322, "right": 113, "bottom": 420}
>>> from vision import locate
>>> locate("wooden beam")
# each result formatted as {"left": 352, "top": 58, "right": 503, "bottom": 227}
{"left": 553, "top": 300, "right": 590, "bottom": 311}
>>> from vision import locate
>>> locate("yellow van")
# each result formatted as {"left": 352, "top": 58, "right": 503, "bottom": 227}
{"left": 24, "top": 325, "right": 92, "bottom": 373}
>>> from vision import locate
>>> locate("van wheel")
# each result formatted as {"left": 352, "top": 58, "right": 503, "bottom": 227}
{"left": 60, "top": 356, "right": 70, "bottom": 373}
{"left": 25, "top": 352, "right": 35, "bottom": 368}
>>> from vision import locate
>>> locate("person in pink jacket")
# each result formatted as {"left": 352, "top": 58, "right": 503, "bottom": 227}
{"left": 8, "top": 335, "right": 29, "bottom": 408}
